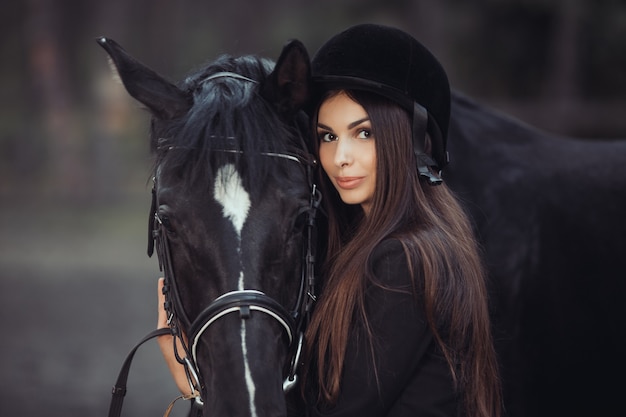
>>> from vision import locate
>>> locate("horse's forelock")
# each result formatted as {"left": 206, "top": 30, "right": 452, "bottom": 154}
{"left": 157, "top": 54, "right": 301, "bottom": 197}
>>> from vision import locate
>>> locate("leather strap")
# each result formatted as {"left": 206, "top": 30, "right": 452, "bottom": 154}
{"left": 413, "top": 102, "right": 443, "bottom": 185}
{"left": 108, "top": 328, "right": 173, "bottom": 417}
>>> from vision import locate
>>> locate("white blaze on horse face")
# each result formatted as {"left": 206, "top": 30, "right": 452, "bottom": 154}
{"left": 214, "top": 164, "right": 258, "bottom": 413}
{"left": 213, "top": 163, "right": 251, "bottom": 240}
{"left": 214, "top": 164, "right": 249, "bottom": 292}
{"left": 241, "top": 321, "right": 258, "bottom": 417}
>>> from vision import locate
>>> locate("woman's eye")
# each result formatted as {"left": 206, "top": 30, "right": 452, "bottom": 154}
{"left": 357, "top": 129, "right": 371, "bottom": 139}
{"left": 318, "top": 131, "right": 336, "bottom": 142}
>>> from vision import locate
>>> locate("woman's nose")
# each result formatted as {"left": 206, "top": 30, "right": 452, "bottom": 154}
{"left": 334, "top": 138, "right": 353, "bottom": 168}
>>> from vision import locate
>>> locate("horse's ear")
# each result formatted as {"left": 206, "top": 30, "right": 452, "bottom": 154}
{"left": 262, "top": 39, "right": 311, "bottom": 115}
{"left": 97, "top": 37, "right": 191, "bottom": 120}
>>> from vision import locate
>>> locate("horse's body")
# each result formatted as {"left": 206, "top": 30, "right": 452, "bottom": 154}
{"left": 99, "top": 39, "right": 316, "bottom": 417}
{"left": 446, "top": 92, "right": 626, "bottom": 417}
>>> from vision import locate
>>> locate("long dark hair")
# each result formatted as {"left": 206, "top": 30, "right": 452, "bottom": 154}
{"left": 304, "top": 90, "right": 501, "bottom": 417}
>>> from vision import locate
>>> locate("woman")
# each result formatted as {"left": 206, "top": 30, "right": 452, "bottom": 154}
{"left": 157, "top": 23, "right": 501, "bottom": 417}
{"left": 300, "top": 24, "right": 501, "bottom": 417}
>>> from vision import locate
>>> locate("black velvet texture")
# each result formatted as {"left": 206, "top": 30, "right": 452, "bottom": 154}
{"left": 311, "top": 24, "right": 450, "bottom": 169}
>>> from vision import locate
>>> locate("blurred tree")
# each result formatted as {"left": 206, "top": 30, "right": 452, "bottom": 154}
{"left": 25, "top": 0, "right": 86, "bottom": 197}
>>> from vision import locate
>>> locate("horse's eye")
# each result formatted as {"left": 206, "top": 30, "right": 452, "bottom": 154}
{"left": 291, "top": 210, "right": 308, "bottom": 234}
{"left": 161, "top": 215, "right": 174, "bottom": 232}
{"left": 158, "top": 206, "right": 176, "bottom": 234}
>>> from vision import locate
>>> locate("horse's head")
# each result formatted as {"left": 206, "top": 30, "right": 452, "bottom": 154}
{"left": 99, "top": 38, "right": 318, "bottom": 416}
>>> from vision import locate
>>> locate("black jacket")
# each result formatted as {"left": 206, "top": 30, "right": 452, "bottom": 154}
{"left": 306, "top": 239, "right": 460, "bottom": 417}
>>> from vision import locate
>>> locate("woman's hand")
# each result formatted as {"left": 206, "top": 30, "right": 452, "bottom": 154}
{"left": 157, "top": 277, "right": 194, "bottom": 395}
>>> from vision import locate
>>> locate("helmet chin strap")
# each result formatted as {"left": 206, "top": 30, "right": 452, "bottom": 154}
{"left": 412, "top": 102, "right": 443, "bottom": 185}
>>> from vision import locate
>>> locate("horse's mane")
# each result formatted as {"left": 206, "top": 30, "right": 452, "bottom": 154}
{"left": 152, "top": 54, "right": 306, "bottom": 196}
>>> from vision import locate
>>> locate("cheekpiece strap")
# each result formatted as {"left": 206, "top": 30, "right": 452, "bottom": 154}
{"left": 147, "top": 183, "right": 157, "bottom": 257}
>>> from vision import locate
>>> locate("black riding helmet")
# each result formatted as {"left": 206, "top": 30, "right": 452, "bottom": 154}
{"left": 310, "top": 24, "right": 450, "bottom": 184}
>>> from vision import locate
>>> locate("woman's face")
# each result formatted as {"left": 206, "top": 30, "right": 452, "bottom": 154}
{"left": 317, "top": 91, "right": 376, "bottom": 215}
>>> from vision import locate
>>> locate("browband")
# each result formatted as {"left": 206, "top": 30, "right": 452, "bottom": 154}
{"left": 204, "top": 71, "right": 258, "bottom": 84}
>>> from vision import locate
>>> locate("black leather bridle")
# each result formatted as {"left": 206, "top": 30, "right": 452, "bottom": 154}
{"left": 151, "top": 148, "right": 321, "bottom": 405}
{"left": 107, "top": 71, "right": 322, "bottom": 417}
{"left": 108, "top": 148, "right": 321, "bottom": 417}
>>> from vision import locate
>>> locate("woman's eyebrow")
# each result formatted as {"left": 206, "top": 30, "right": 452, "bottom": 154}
{"left": 348, "top": 117, "right": 370, "bottom": 129}
{"left": 317, "top": 122, "right": 333, "bottom": 131}
{"left": 317, "top": 117, "right": 371, "bottom": 132}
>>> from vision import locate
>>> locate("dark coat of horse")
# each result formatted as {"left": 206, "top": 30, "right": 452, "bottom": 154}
{"left": 446, "top": 92, "right": 626, "bottom": 417}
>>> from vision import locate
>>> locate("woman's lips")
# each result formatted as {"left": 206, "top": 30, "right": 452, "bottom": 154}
{"left": 335, "top": 176, "right": 365, "bottom": 189}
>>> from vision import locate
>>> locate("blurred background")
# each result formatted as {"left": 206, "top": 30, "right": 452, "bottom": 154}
{"left": 1, "top": 1, "right": 625, "bottom": 416}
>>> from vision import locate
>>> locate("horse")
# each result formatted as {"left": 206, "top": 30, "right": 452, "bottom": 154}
{"left": 446, "top": 92, "right": 626, "bottom": 417}
{"left": 98, "top": 38, "right": 320, "bottom": 417}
